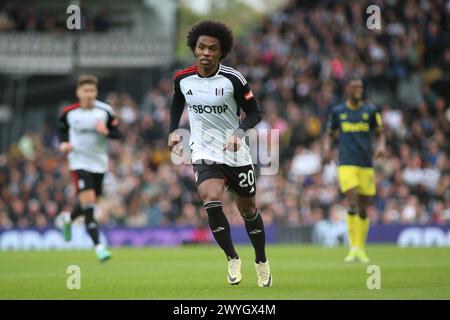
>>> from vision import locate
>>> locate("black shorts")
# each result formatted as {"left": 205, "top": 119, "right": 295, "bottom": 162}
{"left": 193, "top": 161, "right": 256, "bottom": 198}
{"left": 70, "top": 170, "right": 104, "bottom": 196}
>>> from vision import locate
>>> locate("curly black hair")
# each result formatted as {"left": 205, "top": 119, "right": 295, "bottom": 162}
{"left": 187, "top": 20, "right": 234, "bottom": 60}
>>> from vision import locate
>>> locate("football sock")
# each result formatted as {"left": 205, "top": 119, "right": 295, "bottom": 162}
{"left": 70, "top": 202, "right": 83, "bottom": 221}
{"left": 347, "top": 207, "right": 358, "bottom": 249}
{"left": 83, "top": 204, "right": 100, "bottom": 246}
{"left": 243, "top": 209, "right": 267, "bottom": 263}
{"left": 204, "top": 201, "right": 238, "bottom": 260}
{"left": 358, "top": 211, "right": 370, "bottom": 250}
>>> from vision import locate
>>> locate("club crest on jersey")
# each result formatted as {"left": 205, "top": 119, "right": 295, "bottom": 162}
{"left": 215, "top": 88, "right": 224, "bottom": 96}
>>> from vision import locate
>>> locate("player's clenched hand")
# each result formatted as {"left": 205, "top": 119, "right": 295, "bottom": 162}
{"left": 59, "top": 142, "right": 73, "bottom": 155}
{"left": 168, "top": 132, "right": 182, "bottom": 155}
{"left": 95, "top": 120, "right": 109, "bottom": 136}
{"left": 223, "top": 134, "right": 241, "bottom": 152}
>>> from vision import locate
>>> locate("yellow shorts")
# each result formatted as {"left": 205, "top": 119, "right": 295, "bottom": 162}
{"left": 337, "top": 166, "right": 376, "bottom": 196}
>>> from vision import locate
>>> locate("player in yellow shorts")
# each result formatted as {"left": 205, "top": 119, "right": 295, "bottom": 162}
{"left": 323, "top": 77, "right": 386, "bottom": 263}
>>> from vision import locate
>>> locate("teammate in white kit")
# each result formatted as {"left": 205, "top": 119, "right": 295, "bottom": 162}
{"left": 57, "top": 75, "right": 121, "bottom": 262}
{"left": 168, "top": 21, "right": 272, "bottom": 287}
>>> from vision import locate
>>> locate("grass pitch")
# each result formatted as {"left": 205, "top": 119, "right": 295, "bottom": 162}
{"left": 1, "top": 244, "right": 449, "bottom": 299}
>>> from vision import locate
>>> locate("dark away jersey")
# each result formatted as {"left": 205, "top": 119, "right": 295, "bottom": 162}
{"left": 327, "top": 102, "right": 382, "bottom": 168}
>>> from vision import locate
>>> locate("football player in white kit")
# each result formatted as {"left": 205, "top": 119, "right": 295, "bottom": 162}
{"left": 57, "top": 75, "right": 121, "bottom": 262}
{"left": 168, "top": 21, "right": 272, "bottom": 287}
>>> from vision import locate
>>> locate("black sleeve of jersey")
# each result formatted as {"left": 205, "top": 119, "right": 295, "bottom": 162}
{"left": 234, "top": 82, "right": 261, "bottom": 134}
{"left": 106, "top": 111, "right": 122, "bottom": 140}
{"left": 169, "top": 78, "right": 186, "bottom": 134}
{"left": 57, "top": 112, "right": 69, "bottom": 142}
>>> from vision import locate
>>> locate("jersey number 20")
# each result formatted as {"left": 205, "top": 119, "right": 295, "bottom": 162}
{"left": 238, "top": 170, "right": 255, "bottom": 192}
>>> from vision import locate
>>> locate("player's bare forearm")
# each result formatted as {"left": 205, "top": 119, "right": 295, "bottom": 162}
{"left": 323, "top": 131, "right": 333, "bottom": 151}
{"left": 322, "top": 131, "right": 335, "bottom": 164}
{"left": 376, "top": 129, "right": 385, "bottom": 147}
{"left": 374, "top": 129, "right": 386, "bottom": 159}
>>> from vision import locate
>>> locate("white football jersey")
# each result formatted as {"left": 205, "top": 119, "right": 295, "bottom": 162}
{"left": 173, "top": 64, "right": 257, "bottom": 167}
{"left": 58, "top": 100, "right": 116, "bottom": 173}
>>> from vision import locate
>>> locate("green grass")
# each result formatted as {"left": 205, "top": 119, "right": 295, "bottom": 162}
{"left": 1, "top": 244, "right": 449, "bottom": 299}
